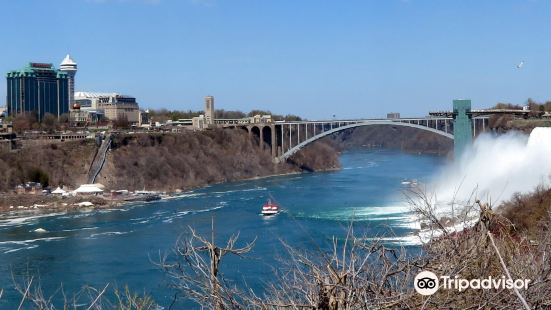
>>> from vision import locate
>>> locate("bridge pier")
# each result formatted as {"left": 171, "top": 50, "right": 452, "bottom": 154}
{"left": 271, "top": 125, "right": 277, "bottom": 158}
{"left": 452, "top": 99, "right": 473, "bottom": 157}
{"left": 259, "top": 127, "right": 264, "bottom": 150}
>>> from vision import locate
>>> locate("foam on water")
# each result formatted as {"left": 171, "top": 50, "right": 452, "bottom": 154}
{"left": 0, "top": 236, "right": 67, "bottom": 253}
{"left": 367, "top": 216, "right": 410, "bottom": 221}
{"left": 416, "top": 218, "right": 479, "bottom": 244}
{"left": 89, "top": 231, "right": 132, "bottom": 238}
{"left": 61, "top": 226, "right": 99, "bottom": 232}
{"left": 0, "top": 236, "right": 67, "bottom": 245}
{"left": 292, "top": 204, "right": 412, "bottom": 222}
{"left": 163, "top": 192, "right": 205, "bottom": 200}
{"left": 4, "top": 244, "right": 39, "bottom": 254}
{"left": 342, "top": 161, "right": 377, "bottom": 170}
{"left": 352, "top": 205, "right": 410, "bottom": 216}
{"left": 369, "top": 235, "right": 422, "bottom": 246}
{"left": 162, "top": 204, "right": 225, "bottom": 223}
{"left": 0, "top": 212, "right": 67, "bottom": 227}
{"left": 98, "top": 208, "right": 131, "bottom": 213}
{"left": 211, "top": 187, "right": 267, "bottom": 195}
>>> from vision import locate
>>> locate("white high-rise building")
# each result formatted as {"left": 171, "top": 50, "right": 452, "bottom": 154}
{"left": 59, "top": 54, "right": 77, "bottom": 106}
{"left": 205, "top": 96, "right": 214, "bottom": 125}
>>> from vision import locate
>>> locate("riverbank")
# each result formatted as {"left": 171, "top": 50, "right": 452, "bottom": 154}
{"left": 0, "top": 167, "right": 343, "bottom": 216}
{"left": 0, "top": 129, "right": 340, "bottom": 211}
{"left": 0, "top": 193, "right": 121, "bottom": 213}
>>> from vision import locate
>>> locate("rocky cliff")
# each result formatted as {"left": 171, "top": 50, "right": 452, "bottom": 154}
{"left": 0, "top": 140, "right": 96, "bottom": 192}
{"left": 96, "top": 129, "right": 339, "bottom": 191}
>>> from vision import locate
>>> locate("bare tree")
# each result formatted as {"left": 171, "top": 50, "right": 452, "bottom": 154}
{"left": 158, "top": 222, "right": 256, "bottom": 309}
{"left": 249, "top": 225, "right": 423, "bottom": 309}
{"left": 12, "top": 272, "right": 158, "bottom": 310}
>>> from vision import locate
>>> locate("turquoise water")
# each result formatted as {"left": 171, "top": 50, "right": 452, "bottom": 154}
{"left": 0, "top": 149, "right": 445, "bottom": 308}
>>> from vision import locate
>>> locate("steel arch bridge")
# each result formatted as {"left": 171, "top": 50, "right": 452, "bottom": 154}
{"left": 278, "top": 120, "right": 454, "bottom": 162}
{"left": 228, "top": 100, "right": 488, "bottom": 163}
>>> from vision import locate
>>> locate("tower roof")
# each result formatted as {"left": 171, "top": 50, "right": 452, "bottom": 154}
{"left": 60, "top": 54, "right": 77, "bottom": 67}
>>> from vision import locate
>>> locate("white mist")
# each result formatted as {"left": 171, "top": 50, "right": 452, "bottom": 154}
{"left": 432, "top": 127, "right": 551, "bottom": 208}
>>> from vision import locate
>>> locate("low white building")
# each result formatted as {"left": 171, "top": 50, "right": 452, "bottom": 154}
{"left": 74, "top": 184, "right": 105, "bottom": 195}
{"left": 51, "top": 187, "right": 68, "bottom": 195}
{"left": 192, "top": 115, "right": 206, "bottom": 130}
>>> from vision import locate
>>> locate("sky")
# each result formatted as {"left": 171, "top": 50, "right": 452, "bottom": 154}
{"left": 1, "top": 0, "right": 550, "bottom": 119}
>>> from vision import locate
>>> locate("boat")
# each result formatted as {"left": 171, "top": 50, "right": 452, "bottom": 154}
{"left": 261, "top": 199, "right": 280, "bottom": 216}
{"left": 123, "top": 193, "right": 161, "bottom": 202}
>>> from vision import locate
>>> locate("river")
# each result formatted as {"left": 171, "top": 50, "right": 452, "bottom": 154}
{"left": 0, "top": 149, "right": 445, "bottom": 308}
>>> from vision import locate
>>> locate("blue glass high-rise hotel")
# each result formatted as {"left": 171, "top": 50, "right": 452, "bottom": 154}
{"left": 6, "top": 62, "right": 70, "bottom": 121}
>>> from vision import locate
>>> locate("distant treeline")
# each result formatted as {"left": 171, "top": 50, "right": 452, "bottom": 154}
{"left": 148, "top": 108, "right": 303, "bottom": 122}
{"left": 493, "top": 98, "right": 551, "bottom": 113}
{"left": 7, "top": 112, "right": 72, "bottom": 134}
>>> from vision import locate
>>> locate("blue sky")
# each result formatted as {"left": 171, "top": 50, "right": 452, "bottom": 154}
{"left": 1, "top": 0, "right": 550, "bottom": 119}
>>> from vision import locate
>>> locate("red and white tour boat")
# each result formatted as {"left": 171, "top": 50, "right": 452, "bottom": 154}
{"left": 261, "top": 199, "right": 280, "bottom": 216}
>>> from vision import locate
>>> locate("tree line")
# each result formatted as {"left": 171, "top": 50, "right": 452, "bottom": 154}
{"left": 494, "top": 98, "right": 551, "bottom": 114}
{"left": 148, "top": 108, "right": 303, "bottom": 122}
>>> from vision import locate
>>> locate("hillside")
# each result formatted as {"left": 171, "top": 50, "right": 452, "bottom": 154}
{"left": 0, "top": 140, "right": 96, "bottom": 192}
{"left": 326, "top": 125, "right": 453, "bottom": 155}
{"left": 96, "top": 129, "right": 339, "bottom": 191}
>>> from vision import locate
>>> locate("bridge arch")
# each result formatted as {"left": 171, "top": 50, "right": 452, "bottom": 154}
{"left": 262, "top": 126, "right": 272, "bottom": 149}
{"left": 277, "top": 121, "right": 454, "bottom": 162}
{"left": 250, "top": 125, "right": 261, "bottom": 142}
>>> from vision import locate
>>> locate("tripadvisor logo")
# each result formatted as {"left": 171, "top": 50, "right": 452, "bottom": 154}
{"left": 414, "top": 271, "right": 439, "bottom": 295}
{"left": 414, "top": 271, "right": 531, "bottom": 295}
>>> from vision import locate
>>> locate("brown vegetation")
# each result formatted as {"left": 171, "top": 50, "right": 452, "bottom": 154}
{"left": 11, "top": 112, "right": 70, "bottom": 134}
{"left": 11, "top": 278, "right": 158, "bottom": 310}
{"left": 0, "top": 128, "right": 338, "bottom": 196}
{"left": 98, "top": 129, "right": 339, "bottom": 191}
{"left": 500, "top": 185, "right": 551, "bottom": 239}
{"left": 112, "top": 115, "right": 131, "bottom": 130}
{"left": 489, "top": 114, "right": 551, "bottom": 133}
{"left": 489, "top": 98, "right": 551, "bottom": 133}
{"left": 0, "top": 140, "right": 96, "bottom": 192}
{"left": 493, "top": 98, "right": 551, "bottom": 115}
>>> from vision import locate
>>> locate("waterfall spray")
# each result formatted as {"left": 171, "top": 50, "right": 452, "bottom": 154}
{"left": 432, "top": 127, "right": 551, "bottom": 209}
